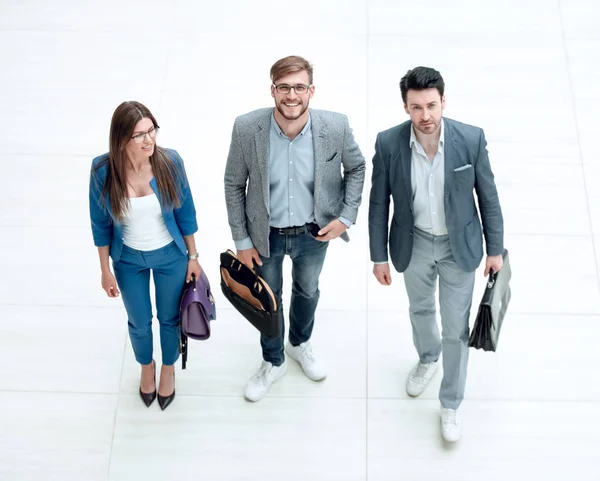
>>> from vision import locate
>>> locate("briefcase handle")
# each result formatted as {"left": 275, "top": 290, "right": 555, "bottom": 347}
{"left": 225, "top": 251, "right": 258, "bottom": 275}
{"left": 486, "top": 248, "right": 510, "bottom": 290}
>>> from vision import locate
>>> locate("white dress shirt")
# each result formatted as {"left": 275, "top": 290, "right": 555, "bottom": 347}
{"left": 410, "top": 119, "right": 448, "bottom": 236}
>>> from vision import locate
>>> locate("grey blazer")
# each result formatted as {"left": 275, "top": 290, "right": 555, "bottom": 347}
{"left": 368, "top": 117, "right": 504, "bottom": 273}
{"left": 224, "top": 108, "right": 366, "bottom": 258}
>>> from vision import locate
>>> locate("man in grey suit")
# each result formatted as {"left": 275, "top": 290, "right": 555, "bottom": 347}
{"left": 224, "top": 55, "right": 366, "bottom": 402}
{"left": 368, "top": 66, "right": 504, "bottom": 442}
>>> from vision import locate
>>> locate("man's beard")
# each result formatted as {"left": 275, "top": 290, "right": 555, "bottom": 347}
{"left": 276, "top": 100, "right": 309, "bottom": 121}
{"left": 414, "top": 120, "right": 439, "bottom": 135}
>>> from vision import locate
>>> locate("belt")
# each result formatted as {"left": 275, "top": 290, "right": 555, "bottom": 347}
{"left": 270, "top": 223, "right": 316, "bottom": 236}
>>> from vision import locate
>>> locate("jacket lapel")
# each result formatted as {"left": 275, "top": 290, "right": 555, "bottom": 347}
{"left": 149, "top": 177, "right": 160, "bottom": 206}
{"left": 254, "top": 111, "right": 271, "bottom": 211}
{"left": 311, "top": 110, "right": 328, "bottom": 203}
{"left": 397, "top": 123, "right": 413, "bottom": 206}
{"left": 443, "top": 119, "right": 456, "bottom": 206}
{"left": 150, "top": 177, "right": 173, "bottom": 212}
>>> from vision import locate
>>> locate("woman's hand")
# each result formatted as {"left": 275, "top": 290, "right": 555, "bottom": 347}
{"left": 186, "top": 259, "right": 202, "bottom": 283}
{"left": 101, "top": 270, "right": 120, "bottom": 297}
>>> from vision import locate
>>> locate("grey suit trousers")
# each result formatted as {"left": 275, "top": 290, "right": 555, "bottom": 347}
{"left": 402, "top": 228, "right": 475, "bottom": 410}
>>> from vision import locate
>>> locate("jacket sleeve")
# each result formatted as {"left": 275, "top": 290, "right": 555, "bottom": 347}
{"left": 171, "top": 150, "right": 199, "bottom": 237}
{"left": 88, "top": 163, "right": 112, "bottom": 247}
{"left": 368, "top": 133, "right": 391, "bottom": 263}
{"left": 474, "top": 129, "right": 504, "bottom": 256}
{"left": 339, "top": 115, "right": 366, "bottom": 223}
{"left": 224, "top": 118, "right": 252, "bottom": 247}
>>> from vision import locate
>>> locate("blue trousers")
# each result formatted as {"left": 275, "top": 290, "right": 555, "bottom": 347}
{"left": 255, "top": 230, "right": 329, "bottom": 366}
{"left": 113, "top": 241, "right": 188, "bottom": 366}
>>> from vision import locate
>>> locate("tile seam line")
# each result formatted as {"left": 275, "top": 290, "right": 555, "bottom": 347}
{"left": 557, "top": 0, "right": 600, "bottom": 296}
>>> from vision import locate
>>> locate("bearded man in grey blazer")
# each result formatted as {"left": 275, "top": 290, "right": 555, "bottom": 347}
{"left": 224, "top": 55, "right": 366, "bottom": 402}
{"left": 368, "top": 66, "right": 504, "bottom": 442}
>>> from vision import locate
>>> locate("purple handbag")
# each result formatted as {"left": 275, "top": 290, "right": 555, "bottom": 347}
{"left": 179, "top": 270, "right": 216, "bottom": 369}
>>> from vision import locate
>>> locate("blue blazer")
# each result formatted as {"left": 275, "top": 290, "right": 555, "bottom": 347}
{"left": 89, "top": 148, "right": 198, "bottom": 262}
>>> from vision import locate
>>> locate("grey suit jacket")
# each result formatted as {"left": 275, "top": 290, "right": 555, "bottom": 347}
{"left": 225, "top": 108, "right": 366, "bottom": 258}
{"left": 368, "top": 117, "right": 504, "bottom": 273}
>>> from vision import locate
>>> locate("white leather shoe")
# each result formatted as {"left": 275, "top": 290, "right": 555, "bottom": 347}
{"left": 441, "top": 407, "right": 462, "bottom": 442}
{"left": 406, "top": 359, "right": 439, "bottom": 397}
{"left": 244, "top": 360, "right": 287, "bottom": 402}
{"left": 285, "top": 341, "right": 327, "bottom": 381}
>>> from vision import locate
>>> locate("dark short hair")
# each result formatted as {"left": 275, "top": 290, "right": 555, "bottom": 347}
{"left": 399, "top": 66, "right": 445, "bottom": 104}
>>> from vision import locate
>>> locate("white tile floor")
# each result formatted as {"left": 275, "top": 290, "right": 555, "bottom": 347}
{"left": 1, "top": 1, "right": 599, "bottom": 479}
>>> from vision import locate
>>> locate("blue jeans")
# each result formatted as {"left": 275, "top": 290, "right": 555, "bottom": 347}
{"left": 113, "top": 241, "right": 188, "bottom": 366}
{"left": 255, "top": 229, "right": 329, "bottom": 366}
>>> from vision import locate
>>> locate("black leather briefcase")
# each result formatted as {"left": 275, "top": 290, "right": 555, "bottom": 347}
{"left": 219, "top": 250, "right": 281, "bottom": 338}
{"left": 468, "top": 249, "right": 512, "bottom": 352}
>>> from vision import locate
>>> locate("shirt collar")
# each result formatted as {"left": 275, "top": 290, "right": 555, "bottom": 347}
{"left": 271, "top": 110, "right": 312, "bottom": 138}
{"left": 409, "top": 118, "right": 445, "bottom": 151}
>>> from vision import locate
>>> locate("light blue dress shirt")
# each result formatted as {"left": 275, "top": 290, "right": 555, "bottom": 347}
{"left": 269, "top": 112, "right": 315, "bottom": 228}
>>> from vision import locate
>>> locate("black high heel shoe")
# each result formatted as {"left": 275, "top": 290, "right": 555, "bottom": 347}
{"left": 139, "top": 360, "right": 157, "bottom": 407}
{"left": 157, "top": 370, "right": 175, "bottom": 411}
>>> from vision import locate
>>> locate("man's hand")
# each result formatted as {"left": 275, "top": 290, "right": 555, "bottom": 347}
{"left": 373, "top": 263, "right": 392, "bottom": 286}
{"left": 237, "top": 247, "right": 262, "bottom": 269}
{"left": 484, "top": 254, "right": 503, "bottom": 276}
{"left": 314, "top": 219, "right": 348, "bottom": 241}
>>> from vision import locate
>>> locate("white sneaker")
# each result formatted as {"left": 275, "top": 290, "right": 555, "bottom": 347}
{"left": 244, "top": 360, "right": 287, "bottom": 402}
{"left": 406, "top": 359, "right": 439, "bottom": 397}
{"left": 285, "top": 341, "right": 327, "bottom": 381}
{"left": 441, "top": 407, "right": 462, "bottom": 442}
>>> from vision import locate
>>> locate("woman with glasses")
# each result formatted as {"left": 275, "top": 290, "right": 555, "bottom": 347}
{"left": 89, "top": 101, "right": 201, "bottom": 411}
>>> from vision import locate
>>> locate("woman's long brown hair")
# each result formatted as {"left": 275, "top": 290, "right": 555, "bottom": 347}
{"left": 95, "top": 101, "right": 181, "bottom": 221}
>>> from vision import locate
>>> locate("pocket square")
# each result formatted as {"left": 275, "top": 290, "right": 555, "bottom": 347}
{"left": 326, "top": 152, "right": 339, "bottom": 162}
{"left": 454, "top": 164, "right": 472, "bottom": 172}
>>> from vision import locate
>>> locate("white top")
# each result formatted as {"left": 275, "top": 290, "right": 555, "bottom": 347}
{"left": 410, "top": 119, "right": 448, "bottom": 236}
{"left": 122, "top": 193, "right": 174, "bottom": 251}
